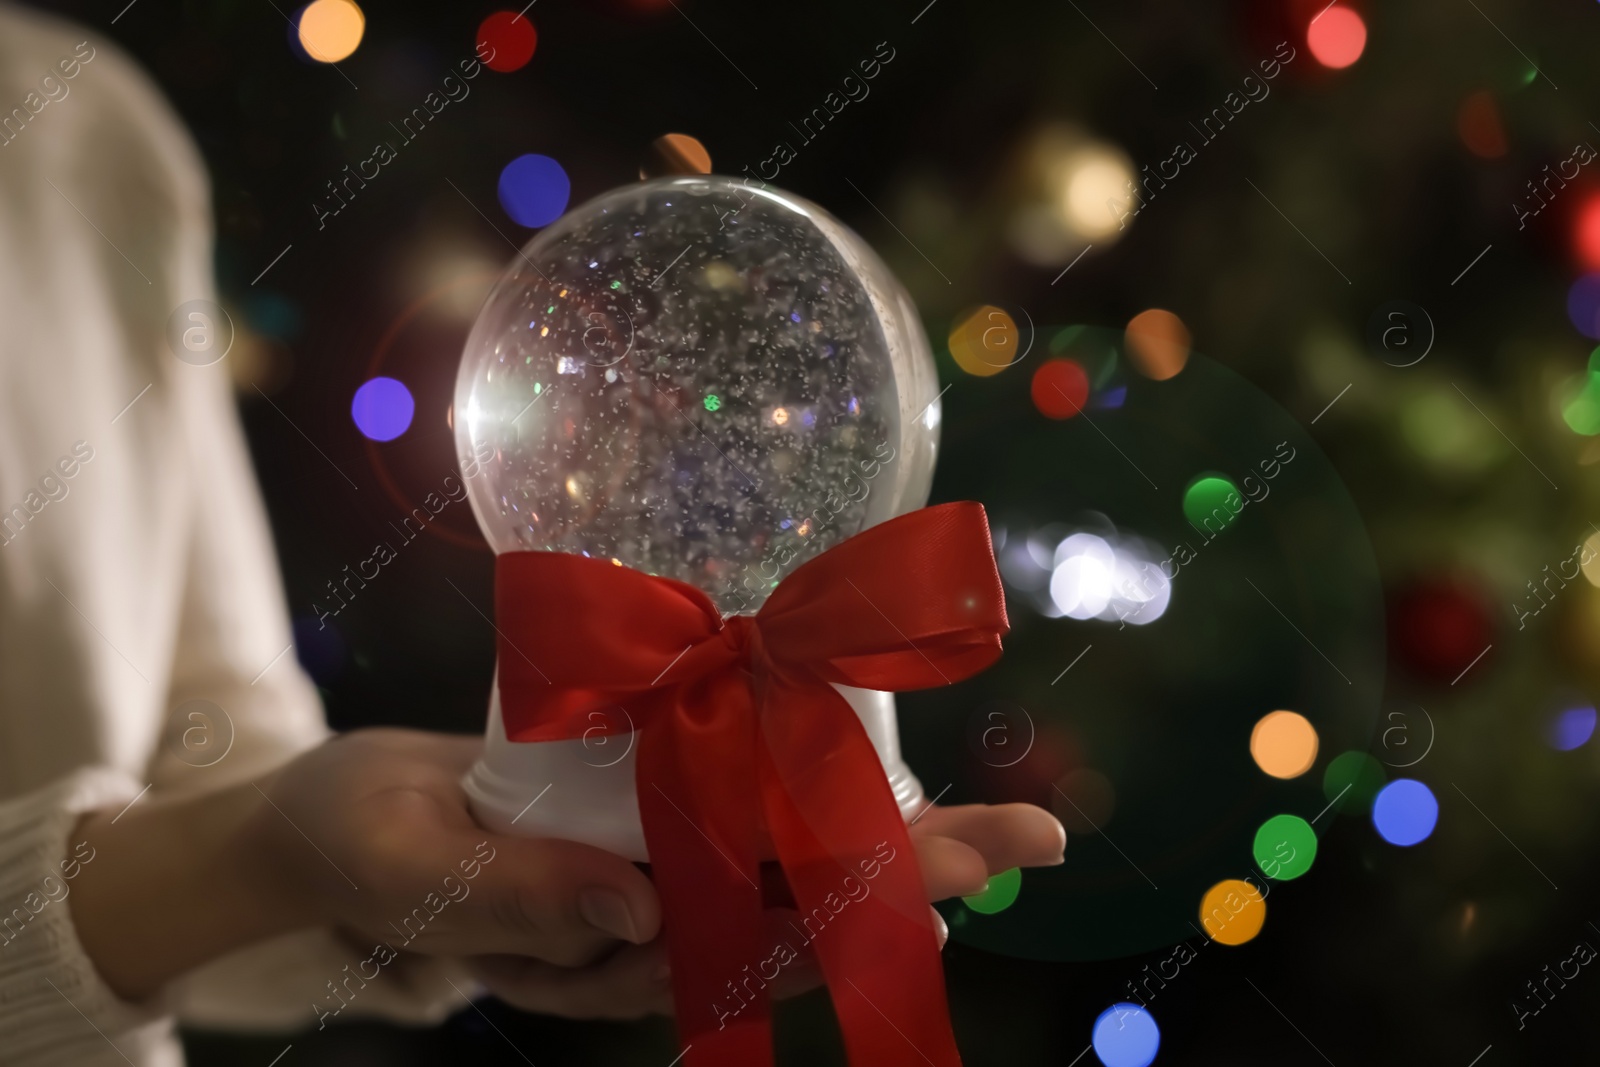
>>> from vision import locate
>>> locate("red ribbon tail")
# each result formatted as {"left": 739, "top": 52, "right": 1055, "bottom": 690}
{"left": 636, "top": 678, "right": 776, "bottom": 1067}
{"left": 759, "top": 683, "right": 963, "bottom": 1067}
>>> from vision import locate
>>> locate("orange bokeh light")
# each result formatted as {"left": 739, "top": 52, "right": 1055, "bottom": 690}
{"left": 949, "top": 306, "right": 1019, "bottom": 377}
{"left": 1199, "top": 879, "right": 1267, "bottom": 946}
{"left": 1249, "top": 710, "right": 1320, "bottom": 779}
{"left": 298, "top": 0, "right": 365, "bottom": 64}
{"left": 1307, "top": 6, "right": 1367, "bottom": 70}
{"left": 1124, "top": 309, "right": 1191, "bottom": 381}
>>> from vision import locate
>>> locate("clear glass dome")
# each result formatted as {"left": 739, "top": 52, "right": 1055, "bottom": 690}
{"left": 454, "top": 176, "right": 940, "bottom": 614}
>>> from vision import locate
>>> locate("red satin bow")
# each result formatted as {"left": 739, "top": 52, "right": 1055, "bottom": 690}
{"left": 495, "top": 501, "right": 1008, "bottom": 1067}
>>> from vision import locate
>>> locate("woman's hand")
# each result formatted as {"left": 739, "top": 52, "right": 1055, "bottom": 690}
{"left": 70, "top": 728, "right": 661, "bottom": 1002}
{"left": 471, "top": 800, "right": 1067, "bottom": 1019}
{"left": 71, "top": 725, "right": 1063, "bottom": 1022}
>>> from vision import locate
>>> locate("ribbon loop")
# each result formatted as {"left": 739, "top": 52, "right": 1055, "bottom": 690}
{"left": 494, "top": 502, "right": 1008, "bottom": 1067}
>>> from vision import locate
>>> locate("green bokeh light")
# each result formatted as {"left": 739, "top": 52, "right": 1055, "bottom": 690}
{"left": 1253, "top": 814, "right": 1318, "bottom": 880}
{"left": 1182, "top": 475, "right": 1241, "bottom": 533}
{"left": 703, "top": 394, "right": 721, "bottom": 411}
{"left": 963, "top": 867, "right": 1022, "bottom": 915}
{"left": 1560, "top": 370, "right": 1600, "bottom": 436}
{"left": 1322, "top": 751, "right": 1386, "bottom": 815}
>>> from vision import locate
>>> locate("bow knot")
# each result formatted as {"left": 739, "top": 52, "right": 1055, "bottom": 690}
{"left": 494, "top": 502, "right": 1008, "bottom": 1067}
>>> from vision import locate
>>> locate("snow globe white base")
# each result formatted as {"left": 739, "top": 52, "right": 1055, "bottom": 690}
{"left": 464, "top": 682, "right": 926, "bottom": 862}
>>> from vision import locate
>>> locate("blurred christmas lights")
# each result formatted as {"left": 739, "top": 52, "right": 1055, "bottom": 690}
{"left": 297, "top": 0, "right": 365, "bottom": 64}
{"left": 1253, "top": 814, "right": 1317, "bottom": 880}
{"left": 1249, "top": 710, "right": 1319, "bottom": 779}
{"left": 1306, "top": 6, "right": 1366, "bottom": 70}
{"left": 351, "top": 376, "right": 415, "bottom": 441}
{"left": 1457, "top": 91, "right": 1508, "bottom": 160}
{"left": 963, "top": 866, "right": 1022, "bottom": 915}
{"left": 1091, "top": 1003, "right": 1160, "bottom": 1067}
{"left": 1124, "top": 309, "right": 1191, "bottom": 381}
{"left": 1547, "top": 705, "right": 1596, "bottom": 750}
{"left": 949, "top": 305, "right": 1019, "bottom": 377}
{"left": 1322, "top": 751, "right": 1386, "bottom": 814}
{"left": 642, "top": 133, "right": 712, "bottom": 178}
{"left": 497, "top": 154, "right": 571, "bottom": 227}
{"left": 1031, "top": 358, "right": 1089, "bottom": 418}
{"left": 1198, "top": 879, "right": 1266, "bottom": 945}
{"left": 1371, "top": 779, "right": 1438, "bottom": 846}
{"left": 477, "top": 11, "right": 538, "bottom": 73}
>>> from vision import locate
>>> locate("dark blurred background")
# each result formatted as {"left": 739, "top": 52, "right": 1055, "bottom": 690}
{"left": 28, "top": 0, "right": 1600, "bottom": 1062}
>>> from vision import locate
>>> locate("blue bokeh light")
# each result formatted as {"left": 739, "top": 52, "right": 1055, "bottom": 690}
{"left": 1372, "top": 778, "right": 1439, "bottom": 847}
{"left": 497, "top": 154, "right": 571, "bottom": 228}
{"left": 1092, "top": 1003, "right": 1160, "bottom": 1067}
{"left": 1567, "top": 274, "right": 1600, "bottom": 340}
{"left": 351, "top": 376, "right": 415, "bottom": 442}
{"left": 1549, "top": 706, "right": 1597, "bottom": 751}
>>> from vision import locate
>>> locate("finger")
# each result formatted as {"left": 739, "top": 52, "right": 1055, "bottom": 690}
{"left": 374, "top": 821, "right": 662, "bottom": 967}
{"left": 912, "top": 803, "right": 1066, "bottom": 871}
{"left": 912, "top": 833, "right": 990, "bottom": 900}
{"left": 468, "top": 943, "right": 673, "bottom": 1021}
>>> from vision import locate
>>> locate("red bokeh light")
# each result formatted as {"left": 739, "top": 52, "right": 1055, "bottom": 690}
{"left": 1457, "top": 91, "right": 1507, "bottom": 160}
{"left": 477, "top": 11, "right": 538, "bottom": 73}
{"left": 1031, "top": 359, "right": 1090, "bottom": 420}
{"left": 1575, "top": 196, "right": 1600, "bottom": 271}
{"left": 1307, "top": 6, "right": 1366, "bottom": 70}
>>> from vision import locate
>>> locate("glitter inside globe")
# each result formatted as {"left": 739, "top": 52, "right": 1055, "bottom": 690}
{"left": 454, "top": 176, "right": 940, "bottom": 614}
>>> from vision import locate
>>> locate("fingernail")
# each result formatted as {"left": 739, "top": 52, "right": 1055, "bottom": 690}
{"left": 579, "top": 888, "right": 641, "bottom": 943}
{"left": 933, "top": 909, "right": 949, "bottom": 950}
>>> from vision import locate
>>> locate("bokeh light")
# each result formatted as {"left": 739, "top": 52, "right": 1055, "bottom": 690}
{"left": 1051, "top": 534, "right": 1115, "bottom": 619}
{"left": 1575, "top": 196, "right": 1600, "bottom": 271}
{"left": 1457, "top": 91, "right": 1508, "bottom": 159}
{"left": 477, "top": 11, "right": 538, "bottom": 73}
{"left": 352, "top": 376, "right": 415, "bottom": 441}
{"left": 1323, "top": 750, "right": 1386, "bottom": 814}
{"left": 1032, "top": 358, "right": 1089, "bottom": 418}
{"left": 1250, "top": 710, "right": 1319, "bottom": 779}
{"left": 1561, "top": 369, "right": 1600, "bottom": 436}
{"left": 1253, "top": 814, "right": 1317, "bottom": 880}
{"left": 1372, "top": 779, "right": 1438, "bottom": 846}
{"left": 1003, "top": 524, "right": 1173, "bottom": 623}
{"left": 297, "top": 0, "right": 365, "bottom": 63}
{"left": 1124, "top": 309, "right": 1190, "bottom": 381}
{"left": 1091, "top": 1003, "right": 1161, "bottom": 1067}
{"left": 1059, "top": 146, "right": 1135, "bottom": 240}
{"left": 642, "top": 133, "right": 712, "bottom": 178}
{"left": 1306, "top": 6, "right": 1367, "bottom": 70}
{"left": 1583, "top": 531, "right": 1600, "bottom": 586}
{"left": 949, "top": 306, "right": 1018, "bottom": 377}
{"left": 1566, "top": 274, "right": 1600, "bottom": 339}
{"left": 1052, "top": 768, "right": 1116, "bottom": 833}
{"left": 1548, "top": 706, "right": 1597, "bottom": 750}
{"left": 963, "top": 866, "right": 1022, "bottom": 914}
{"left": 1182, "top": 475, "right": 1241, "bottom": 534}
{"left": 498, "top": 154, "right": 571, "bottom": 228}
{"left": 1198, "top": 879, "right": 1266, "bottom": 945}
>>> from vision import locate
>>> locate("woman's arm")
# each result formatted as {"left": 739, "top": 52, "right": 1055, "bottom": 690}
{"left": 68, "top": 729, "right": 662, "bottom": 1003}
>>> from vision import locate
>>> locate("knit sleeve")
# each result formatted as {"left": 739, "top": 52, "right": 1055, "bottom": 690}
{"left": 0, "top": 768, "right": 179, "bottom": 1067}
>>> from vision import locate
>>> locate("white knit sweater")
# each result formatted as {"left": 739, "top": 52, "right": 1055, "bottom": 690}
{"left": 0, "top": 6, "right": 465, "bottom": 1063}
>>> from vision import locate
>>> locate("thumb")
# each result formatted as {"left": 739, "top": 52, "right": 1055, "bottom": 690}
{"left": 456, "top": 832, "right": 662, "bottom": 967}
